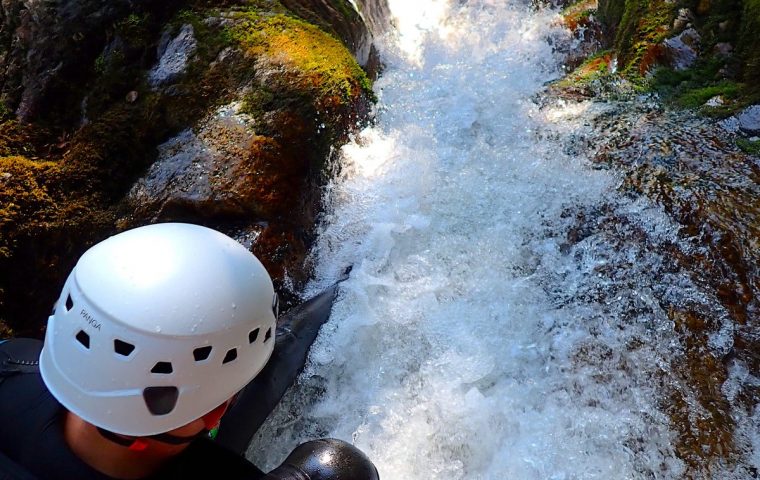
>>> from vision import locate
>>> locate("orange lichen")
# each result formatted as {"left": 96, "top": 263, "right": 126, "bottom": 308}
{"left": 562, "top": 0, "right": 598, "bottom": 32}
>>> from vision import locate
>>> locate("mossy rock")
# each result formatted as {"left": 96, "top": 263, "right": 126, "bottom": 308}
{"left": 0, "top": 155, "right": 60, "bottom": 257}
{"left": 738, "top": 0, "right": 760, "bottom": 91}
{"left": 562, "top": 0, "right": 598, "bottom": 31}
{"left": 230, "top": 11, "right": 374, "bottom": 106}
{"left": 615, "top": 0, "right": 680, "bottom": 79}
{"left": 597, "top": 0, "right": 627, "bottom": 35}
{"left": 0, "top": 1, "right": 375, "bottom": 334}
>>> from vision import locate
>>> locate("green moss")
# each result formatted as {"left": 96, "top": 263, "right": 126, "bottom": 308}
{"left": 564, "top": 7, "right": 597, "bottom": 31}
{"left": 174, "top": 9, "right": 234, "bottom": 60}
{"left": 737, "top": 137, "right": 760, "bottom": 156}
{"left": 676, "top": 81, "right": 741, "bottom": 108}
{"left": 555, "top": 50, "right": 615, "bottom": 89}
{"left": 738, "top": 0, "right": 760, "bottom": 90}
{"left": 0, "top": 102, "right": 10, "bottom": 121}
{"left": 230, "top": 12, "right": 374, "bottom": 104}
{"left": 0, "top": 155, "right": 60, "bottom": 256}
{"left": 241, "top": 87, "right": 277, "bottom": 118}
{"left": 614, "top": 0, "right": 679, "bottom": 80}
{"left": 562, "top": 0, "right": 597, "bottom": 28}
{"left": 650, "top": 56, "right": 758, "bottom": 116}
{"left": 598, "top": 0, "right": 627, "bottom": 32}
{"left": 117, "top": 13, "right": 151, "bottom": 47}
{"left": 328, "top": 0, "right": 355, "bottom": 21}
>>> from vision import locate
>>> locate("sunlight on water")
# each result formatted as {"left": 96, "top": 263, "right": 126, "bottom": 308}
{"left": 385, "top": 0, "right": 452, "bottom": 64}
{"left": 247, "top": 1, "right": 713, "bottom": 478}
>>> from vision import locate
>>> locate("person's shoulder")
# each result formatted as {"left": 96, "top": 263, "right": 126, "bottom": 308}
{"left": 0, "top": 337, "right": 43, "bottom": 364}
{"left": 0, "top": 338, "right": 46, "bottom": 407}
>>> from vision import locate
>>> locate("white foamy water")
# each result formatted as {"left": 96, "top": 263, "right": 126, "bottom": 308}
{"left": 246, "top": 1, "right": 718, "bottom": 477}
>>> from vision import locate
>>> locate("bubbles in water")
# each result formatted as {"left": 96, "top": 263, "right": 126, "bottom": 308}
{"left": 247, "top": 1, "right": 737, "bottom": 479}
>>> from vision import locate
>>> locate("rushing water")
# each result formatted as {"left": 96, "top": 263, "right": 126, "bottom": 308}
{"left": 249, "top": 1, "right": 758, "bottom": 478}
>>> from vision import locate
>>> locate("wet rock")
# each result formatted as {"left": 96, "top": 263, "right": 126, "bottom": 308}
{"left": 662, "top": 28, "right": 700, "bottom": 71}
{"left": 0, "top": 1, "right": 177, "bottom": 122}
{"left": 128, "top": 103, "right": 262, "bottom": 219}
{"left": 148, "top": 24, "right": 197, "bottom": 88}
{"left": 0, "top": 2, "right": 376, "bottom": 332}
{"left": 713, "top": 42, "right": 733, "bottom": 58}
{"left": 719, "top": 116, "right": 740, "bottom": 134}
{"left": 354, "top": 0, "right": 391, "bottom": 36}
{"left": 705, "top": 96, "right": 724, "bottom": 107}
{"left": 673, "top": 8, "right": 695, "bottom": 31}
{"left": 280, "top": 0, "right": 375, "bottom": 67}
{"left": 736, "top": 105, "right": 760, "bottom": 136}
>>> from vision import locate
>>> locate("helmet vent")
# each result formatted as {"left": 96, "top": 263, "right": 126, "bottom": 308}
{"left": 222, "top": 348, "right": 238, "bottom": 364}
{"left": 143, "top": 386, "right": 179, "bottom": 416}
{"left": 151, "top": 362, "right": 174, "bottom": 374}
{"left": 248, "top": 328, "right": 260, "bottom": 344}
{"left": 75, "top": 330, "right": 90, "bottom": 349}
{"left": 264, "top": 327, "right": 273, "bottom": 343}
{"left": 193, "top": 346, "right": 212, "bottom": 362}
{"left": 65, "top": 294, "right": 74, "bottom": 312}
{"left": 114, "top": 339, "right": 135, "bottom": 357}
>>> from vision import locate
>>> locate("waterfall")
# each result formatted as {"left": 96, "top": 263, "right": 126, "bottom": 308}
{"left": 249, "top": 1, "right": 756, "bottom": 478}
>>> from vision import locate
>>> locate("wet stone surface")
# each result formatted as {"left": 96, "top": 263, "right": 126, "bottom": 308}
{"left": 549, "top": 95, "right": 760, "bottom": 476}
{"left": 736, "top": 105, "right": 760, "bottom": 137}
{"left": 128, "top": 102, "right": 260, "bottom": 220}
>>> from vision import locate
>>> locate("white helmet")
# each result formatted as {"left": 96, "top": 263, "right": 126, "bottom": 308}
{"left": 40, "top": 223, "right": 278, "bottom": 436}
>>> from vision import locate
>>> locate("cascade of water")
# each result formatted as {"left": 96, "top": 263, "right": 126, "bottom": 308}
{"left": 249, "top": 1, "right": 755, "bottom": 478}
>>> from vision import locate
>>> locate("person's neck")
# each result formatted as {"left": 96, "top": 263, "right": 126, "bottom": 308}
{"left": 63, "top": 412, "right": 177, "bottom": 479}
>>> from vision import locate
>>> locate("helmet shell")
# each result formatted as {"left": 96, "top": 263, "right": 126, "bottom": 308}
{"left": 40, "top": 223, "right": 276, "bottom": 436}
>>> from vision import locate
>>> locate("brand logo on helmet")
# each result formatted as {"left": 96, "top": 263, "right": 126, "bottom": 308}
{"left": 80, "top": 309, "right": 102, "bottom": 331}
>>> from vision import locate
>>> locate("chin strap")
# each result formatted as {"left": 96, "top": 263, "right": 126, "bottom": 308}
{"left": 96, "top": 427, "right": 207, "bottom": 451}
{"left": 96, "top": 401, "right": 230, "bottom": 452}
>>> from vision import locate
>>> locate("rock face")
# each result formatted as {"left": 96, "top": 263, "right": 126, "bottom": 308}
{"left": 280, "top": 0, "right": 374, "bottom": 66}
{"left": 736, "top": 105, "right": 760, "bottom": 136}
{"left": 662, "top": 28, "right": 700, "bottom": 71}
{"left": 0, "top": 1, "right": 180, "bottom": 122}
{"left": 354, "top": 0, "right": 391, "bottom": 36}
{"left": 149, "top": 24, "right": 197, "bottom": 87}
{"left": 672, "top": 8, "right": 694, "bottom": 32}
{"left": 0, "top": 1, "right": 377, "bottom": 335}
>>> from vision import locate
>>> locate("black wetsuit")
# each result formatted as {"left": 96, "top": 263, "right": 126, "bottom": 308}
{"left": 0, "top": 338, "right": 265, "bottom": 480}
